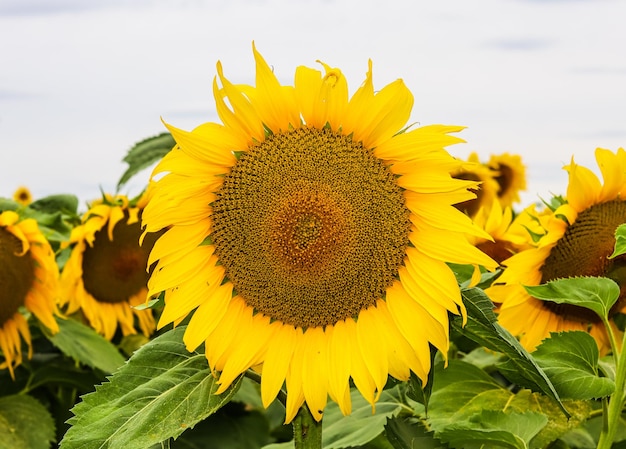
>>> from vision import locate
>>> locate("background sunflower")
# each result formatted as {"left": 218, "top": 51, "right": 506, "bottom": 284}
{"left": 59, "top": 194, "right": 161, "bottom": 340}
{"left": 487, "top": 148, "right": 626, "bottom": 353}
{"left": 0, "top": 210, "right": 59, "bottom": 377}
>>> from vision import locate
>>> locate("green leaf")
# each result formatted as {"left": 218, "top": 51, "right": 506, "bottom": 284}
{"left": 609, "top": 223, "right": 626, "bottom": 259}
{"left": 117, "top": 132, "right": 176, "bottom": 189}
{"left": 451, "top": 287, "right": 567, "bottom": 416}
{"left": 524, "top": 276, "right": 620, "bottom": 321}
{"left": 385, "top": 416, "right": 445, "bottom": 449}
{"left": 29, "top": 194, "right": 79, "bottom": 215}
{"left": 427, "top": 361, "right": 590, "bottom": 449}
{"left": 322, "top": 386, "right": 405, "bottom": 449}
{"left": 45, "top": 317, "right": 126, "bottom": 374}
{"left": 171, "top": 404, "right": 271, "bottom": 449}
{"left": 60, "top": 326, "right": 242, "bottom": 449}
{"left": 437, "top": 410, "right": 547, "bottom": 449}
{"left": 0, "top": 394, "right": 56, "bottom": 449}
{"left": 532, "top": 331, "right": 615, "bottom": 399}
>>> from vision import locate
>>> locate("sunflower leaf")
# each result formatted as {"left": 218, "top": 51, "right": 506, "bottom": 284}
{"left": 0, "top": 394, "right": 56, "bottom": 449}
{"left": 117, "top": 132, "right": 176, "bottom": 189}
{"left": 427, "top": 361, "right": 591, "bottom": 449}
{"left": 524, "top": 276, "right": 620, "bottom": 321}
{"left": 385, "top": 416, "right": 445, "bottom": 449}
{"left": 436, "top": 410, "right": 547, "bottom": 449}
{"left": 45, "top": 317, "right": 126, "bottom": 374}
{"left": 452, "top": 287, "right": 568, "bottom": 416}
{"left": 531, "top": 331, "right": 615, "bottom": 399}
{"left": 59, "top": 326, "right": 242, "bottom": 449}
{"left": 609, "top": 223, "right": 626, "bottom": 259}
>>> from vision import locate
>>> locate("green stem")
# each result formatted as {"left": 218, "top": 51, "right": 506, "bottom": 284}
{"left": 293, "top": 404, "right": 323, "bottom": 449}
{"left": 597, "top": 322, "right": 626, "bottom": 449}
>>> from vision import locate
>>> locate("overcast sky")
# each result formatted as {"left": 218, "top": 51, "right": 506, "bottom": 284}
{"left": 1, "top": 0, "right": 625, "bottom": 210}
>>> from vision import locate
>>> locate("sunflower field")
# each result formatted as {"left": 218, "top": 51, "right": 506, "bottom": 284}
{"left": 2, "top": 47, "right": 626, "bottom": 449}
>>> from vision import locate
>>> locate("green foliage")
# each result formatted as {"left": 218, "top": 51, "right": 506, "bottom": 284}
{"left": 525, "top": 276, "right": 620, "bottom": 321}
{"left": 437, "top": 410, "right": 547, "bottom": 449}
{"left": 117, "top": 132, "right": 176, "bottom": 189}
{"left": 60, "top": 326, "right": 242, "bottom": 449}
{"left": 385, "top": 416, "right": 444, "bottom": 449}
{"left": 0, "top": 394, "right": 56, "bottom": 449}
{"left": 44, "top": 317, "right": 126, "bottom": 374}
{"left": 532, "top": 331, "right": 615, "bottom": 400}
{"left": 263, "top": 387, "right": 406, "bottom": 449}
{"left": 426, "top": 361, "right": 591, "bottom": 449}
{"left": 451, "top": 287, "right": 566, "bottom": 415}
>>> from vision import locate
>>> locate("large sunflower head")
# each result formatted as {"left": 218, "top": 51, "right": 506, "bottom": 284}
{"left": 0, "top": 210, "right": 59, "bottom": 377}
{"left": 59, "top": 194, "right": 163, "bottom": 340}
{"left": 487, "top": 148, "right": 626, "bottom": 353}
{"left": 450, "top": 152, "right": 500, "bottom": 218}
{"left": 142, "top": 44, "right": 497, "bottom": 422}
{"left": 487, "top": 153, "right": 527, "bottom": 207}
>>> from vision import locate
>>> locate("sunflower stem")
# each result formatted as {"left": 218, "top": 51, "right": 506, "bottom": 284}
{"left": 596, "top": 326, "right": 626, "bottom": 449}
{"left": 293, "top": 404, "right": 323, "bottom": 449}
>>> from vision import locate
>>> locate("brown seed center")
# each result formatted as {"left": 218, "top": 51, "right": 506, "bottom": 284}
{"left": 0, "top": 227, "right": 35, "bottom": 326}
{"left": 540, "top": 200, "right": 626, "bottom": 322}
{"left": 211, "top": 127, "right": 411, "bottom": 328}
{"left": 82, "top": 213, "right": 161, "bottom": 304}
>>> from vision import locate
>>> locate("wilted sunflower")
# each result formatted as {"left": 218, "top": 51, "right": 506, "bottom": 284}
{"left": 60, "top": 194, "right": 162, "bottom": 340}
{"left": 142, "top": 45, "right": 497, "bottom": 422}
{"left": 0, "top": 210, "right": 59, "bottom": 377}
{"left": 12, "top": 186, "right": 33, "bottom": 206}
{"left": 451, "top": 152, "right": 500, "bottom": 218}
{"left": 487, "top": 148, "right": 626, "bottom": 353}
{"left": 487, "top": 153, "right": 527, "bottom": 207}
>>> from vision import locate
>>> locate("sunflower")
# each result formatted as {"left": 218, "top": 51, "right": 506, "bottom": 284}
{"left": 12, "top": 186, "right": 33, "bottom": 206}
{"left": 451, "top": 152, "right": 500, "bottom": 218}
{"left": 142, "top": 45, "right": 497, "bottom": 422}
{"left": 59, "top": 194, "right": 162, "bottom": 340}
{"left": 487, "top": 148, "right": 626, "bottom": 353}
{"left": 487, "top": 153, "right": 527, "bottom": 207}
{"left": 468, "top": 200, "right": 536, "bottom": 264}
{"left": 0, "top": 210, "right": 59, "bottom": 377}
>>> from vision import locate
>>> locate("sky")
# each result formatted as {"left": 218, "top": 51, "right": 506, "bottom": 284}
{"left": 1, "top": 0, "right": 625, "bottom": 211}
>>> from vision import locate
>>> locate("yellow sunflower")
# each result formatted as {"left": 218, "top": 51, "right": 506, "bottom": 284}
{"left": 451, "top": 152, "right": 500, "bottom": 218}
{"left": 12, "top": 186, "right": 33, "bottom": 206}
{"left": 0, "top": 210, "right": 59, "bottom": 377}
{"left": 487, "top": 153, "right": 527, "bottom": 207}
{"left": 142, "top": 44, "right": 497, "bottom": 423}
{"left": 487, "top": 148, "right": 626, "bottom": 353}
{"left": 468, "top": 200, "right": 536, "bottom": 265}
{"left": 59, "top": 194, "right": 162, "bottom": 340}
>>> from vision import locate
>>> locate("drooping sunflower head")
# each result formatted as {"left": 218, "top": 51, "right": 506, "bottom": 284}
{"left": 12, "top": 186, "right": 33, "bottom": 206}
{"left": 487, "top": 148, "right": 626, "bottom": 353}
{"left": 0, "top": 210, "right": 59, "bottom": 377}
{"left": 142, "top": 44, "right": 497, "bottom": 422}
{"left": 59, "top": 194, "right": 163, "bottom": 340}
{"left": 450, "top": 152, "right": 500, "bottom": 218}
{"left": 487, "top": 153, "right": 527, "bottom": 207}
